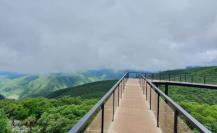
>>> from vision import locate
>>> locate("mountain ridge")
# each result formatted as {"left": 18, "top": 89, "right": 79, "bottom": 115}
{"left": 0, "top": 69, "right": 124, "bottom": 99}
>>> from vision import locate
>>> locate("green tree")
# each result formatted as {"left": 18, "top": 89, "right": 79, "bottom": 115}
{"left": 14, "top": 105, "right": 29, "bottom": 120}
{"left": 23, "top": 115, "right": 37, "bottom": 132}
{"left": 0, "top": 109, "right": 11, "bottom": 133}
{"left": 21, "top": 98, "right": 52, "bottom": 118}
{"left": 37, "top": 112, "right": 71, "bottom": 133}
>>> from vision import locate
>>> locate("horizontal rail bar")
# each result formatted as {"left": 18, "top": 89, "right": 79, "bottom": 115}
{"left": 69, "top": 72, "right": 129, "bottom": 133}
{"left": 141, "top": 75, "right": 211, "bottom": 133}
{"left": 70, "top": 71, "right": 212, "bottom": 133}
{"left": 152, "top": 80, "right": 217, "bottom": 90}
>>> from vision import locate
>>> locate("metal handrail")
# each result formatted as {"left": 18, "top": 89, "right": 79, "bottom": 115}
{"left": 152, "top": 80, "right": 217, "bottom": 90}
{"left": 69, "top": 72, "right": 129, "bottom": 133}
{"left": 145, "top": 72, "right": 217, "bottom": 85}
{"left": 69, "top": 72, "right": 212, "bottom": 133}
{"left": 140, "top": 74, "right": 211, "bottom": 133}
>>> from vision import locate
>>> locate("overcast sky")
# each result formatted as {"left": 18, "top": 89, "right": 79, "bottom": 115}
{"left": 0, "top": 0, "right": 217, "bottom": 73}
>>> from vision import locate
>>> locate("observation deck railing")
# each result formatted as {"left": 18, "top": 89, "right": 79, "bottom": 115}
{"left": 69, "top": 72, "right": 212, "bottom": 133}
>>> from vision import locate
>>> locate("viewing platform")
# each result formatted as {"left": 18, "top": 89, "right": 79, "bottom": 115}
{"left": 70, "top": 72, "right": 213, "bottom": 133}
{"left": 108, "top": 79, "right": 161, "bottom": 133}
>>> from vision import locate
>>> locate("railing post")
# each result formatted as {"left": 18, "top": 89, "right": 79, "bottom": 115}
{"left": 150, "top": 86, "right": 152, "bottom": 110}
{"left": 165, "top": 84, "right": 168, "bottom": 96}
{"left": 122, "top": 81, "right": 124, "bottom": 92}
{"left": 118, "top": 85, "right": 120, "bottom": 106}
{"left": 120, "top": 83, "right": 122, "bottom": 99}
{"left": 101, "top": 104, "right": 104, "bottom": 133}
{"left": 112, "top": 91, "right": 115, "bottom": 121}
{"left": 123, "top": 80, "right": 124, "bottom": 90}
{"left": 143, "top": 79, "right": 145, "bottom": 94}
{"left": 146, "top": 82, "right": 148, "bottom": 101}
{"left": 174, "top": 110, "right": 178, "bottom": 133}
{"left": 157, "top": 92, "right": 160, "bottom": 127}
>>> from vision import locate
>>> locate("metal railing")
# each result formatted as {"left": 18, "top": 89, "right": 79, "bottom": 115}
{"left": 69, "top": 73, "right": 129, "bottom": 133}
{"left": 139, "top": 74, "right": 211, "bottom": 133}
{"left": 145, "top": 73, "right": 217, "bottom": 85}
{"left": 69, "top": 72, "right": 212, "bottom": 133}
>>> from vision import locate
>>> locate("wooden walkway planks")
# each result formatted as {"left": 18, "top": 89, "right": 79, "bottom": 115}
{"left": 108, "top": 79, "right": 161, "bottom": 133}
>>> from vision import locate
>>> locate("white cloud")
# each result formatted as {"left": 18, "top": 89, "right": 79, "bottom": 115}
{"left": 0, "top": 0, "right": 217, "bottom": 73}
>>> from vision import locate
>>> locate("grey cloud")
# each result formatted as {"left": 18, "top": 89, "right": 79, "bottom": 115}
{"left": 0, "top": 0, "right": 217, "bottom": 73}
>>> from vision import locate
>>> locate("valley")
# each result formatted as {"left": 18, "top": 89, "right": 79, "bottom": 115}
{"left": 0, "top": 67, "right": 217, "bottom": 132}
{"left": 0, "top": 69, "right": 123, "bottom": 99}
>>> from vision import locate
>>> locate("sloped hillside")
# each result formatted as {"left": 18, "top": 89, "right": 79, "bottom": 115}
{"left": 157, "top": 66, "right": 217, "bottom": 132}
{"left": 0, "top": 80, "right": 117, "bottom": 133}
{"left": 159, "top": 66, "right": 217, "bottom": 76}
{"left": 0, "top": 69, "right": 123, "bottom": 99}
{"left": 46, "top": 80, "right": 116, "bottom": 99}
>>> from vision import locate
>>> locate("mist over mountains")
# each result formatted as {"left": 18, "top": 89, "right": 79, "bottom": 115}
{"left": 0, "top": 69, "right": 125, "bottom": 99}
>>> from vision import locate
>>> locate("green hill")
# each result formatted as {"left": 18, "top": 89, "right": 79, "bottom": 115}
{"left": 0, "top": 69, "right": 123, "bottom": 99}
{"left": 0, "top": 74, "right": 100, "bottom": 99}
{"left": 152, "top": 66, "right": 217, "bottom": 84}
{"left": 0, "top": 80, "right": 117, "bottom": 133}
{"left": 0, "top": 66, "right": 217, "bottom": 132}
{"left": 158, "top": 66, "right": 217, "bottom": 76}
{"left": 156, "top": 66, "right": 217, "bottom": 132}
{"left": 46, "top": 80, "right": 116, "bottom": 99}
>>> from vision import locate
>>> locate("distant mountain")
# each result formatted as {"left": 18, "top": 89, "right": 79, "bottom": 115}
{"left": 83, "top": 69, "right": 125, "bottom": 79}
{"left": 0, "top": 69, "right": 123, "bottom": 99}
{"left": 0, "top": 71, "right": 24, "bottom": 79}
{"left": 46, "top": 80, "right": 116, "bottom": 99}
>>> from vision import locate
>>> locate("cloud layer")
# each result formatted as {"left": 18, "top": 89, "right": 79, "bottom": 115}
{"left": 1, "top": 0, "right": 217, "bottom": 73}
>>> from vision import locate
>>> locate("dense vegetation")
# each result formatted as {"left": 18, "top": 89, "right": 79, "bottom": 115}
{"left": 0, "top": 66, "right": 217, "bottom": 132}
{"left": 0, "top": 80, "right": 116, "bottom": 133}
{"left": 157, "top": 66, "right": 217, "bottom": 132}
{"left": 161, "top": 86, "right": 217, "bottom": 132}
{"left": 0, "top": 94, "right": 5, "bottom": 100}
{"left": 179, "top": 102, "right": 217, "bottom": 132}
{"left": 0, "top": 97, "right": 95, "bottom": 133}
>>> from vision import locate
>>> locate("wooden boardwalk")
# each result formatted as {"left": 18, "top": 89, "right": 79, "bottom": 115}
{"left": 108, "top": 79, "right": 161, "bottom": 133}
